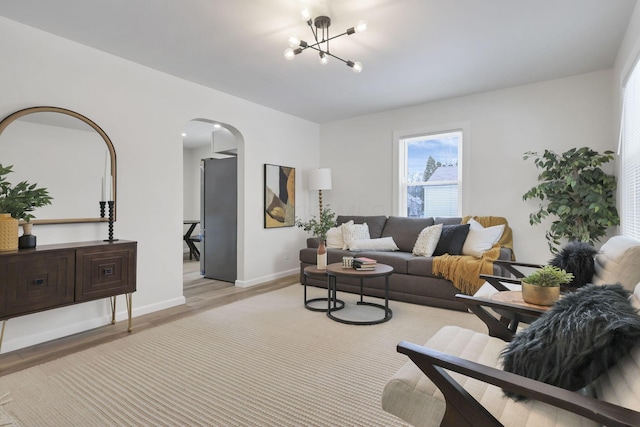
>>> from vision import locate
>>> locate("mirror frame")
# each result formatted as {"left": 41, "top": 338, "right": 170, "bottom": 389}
{"left": 0, "top": 106, "right": 116, "bottom": 224}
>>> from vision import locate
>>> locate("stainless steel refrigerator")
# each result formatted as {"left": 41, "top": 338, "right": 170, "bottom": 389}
{"left": 200, "top": 157, "right": 237, "bottom": 282}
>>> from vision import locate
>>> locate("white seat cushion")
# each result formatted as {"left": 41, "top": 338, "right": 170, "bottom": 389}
{"left": 382, "top": 326, "right": 598, "bottom": 427}
{"left": 473, "top": 280, "right": 522, "bottom": 299}
{"left": 592, "top": 235, "right": 640, "bottom": 290}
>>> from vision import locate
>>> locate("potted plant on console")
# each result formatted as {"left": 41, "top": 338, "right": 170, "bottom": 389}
{"left": 295, "top": 206, "right": 336, "bottom": 270}
{"left": 0, "top": 164, "right": 53, "bottom": 251}
{"left": 521, "top": 265, "right": 574, "bottom": 306}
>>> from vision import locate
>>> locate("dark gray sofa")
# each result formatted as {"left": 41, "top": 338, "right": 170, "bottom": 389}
{"left": 299, "top": 215, "right": 513, "bottom": 311}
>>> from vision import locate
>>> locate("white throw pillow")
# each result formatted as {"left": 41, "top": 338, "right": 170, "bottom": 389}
{"left": 462, "top": 218, "right": 505, "bottom": 258}
{"left": 326, "top": 224, "right": 346, "bottom": 249}
{"left": 342, "top": 222, "right": 370, "bottom": 250}
{"left": 348, "top": 237, "right": 400, "bottom": 251}
{"left": 412, "top": 224, "right": 443, "bottom": 257}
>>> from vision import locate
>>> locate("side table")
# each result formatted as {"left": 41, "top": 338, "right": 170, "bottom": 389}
{"left": 303, "top": 265, "right": 344, "bottom": 312}
{"left": 455, "top": 290, "right": 550, "bottom": 341}
{"left": 326, "top": 262, "right": 394, "bottom": 325}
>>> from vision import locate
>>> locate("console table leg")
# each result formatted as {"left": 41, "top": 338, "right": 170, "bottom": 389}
{"left": 126, "top": 293, "right": 133, "bottom": 333}
{"left": 110, "top": 296, "right": 117, "bottom": 325}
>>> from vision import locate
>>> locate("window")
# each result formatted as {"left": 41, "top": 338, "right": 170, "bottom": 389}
{"left": 397, "top": 130, "right": 462, "bottom": 217}
{"left": 621, "top": 60, "right": 640, "bottom": 239}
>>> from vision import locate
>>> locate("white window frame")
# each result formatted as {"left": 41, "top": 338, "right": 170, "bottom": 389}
{"left": 392, "top": 122, "right": 470, "bottom": 217}
{"left": 620, "top": 57, "right": 640, "bottom": 240}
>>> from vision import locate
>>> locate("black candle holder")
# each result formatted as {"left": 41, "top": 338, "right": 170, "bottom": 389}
{"left": 99, "top": 201, "right": 106, "bottom": 218}
{"left": 104, "top": 200, "right": 118, "bottom": 242}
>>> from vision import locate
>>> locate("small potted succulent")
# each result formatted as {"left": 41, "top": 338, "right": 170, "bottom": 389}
{"left": 0, "top": 164, "right": 53, "bottom": 250}
{"left": 521, "top": 265, "right": 574, "bottom": 306}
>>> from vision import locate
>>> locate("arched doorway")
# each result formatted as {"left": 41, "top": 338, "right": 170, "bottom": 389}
{"left": 182, "top": 118, "right": 243, "bottom": 283}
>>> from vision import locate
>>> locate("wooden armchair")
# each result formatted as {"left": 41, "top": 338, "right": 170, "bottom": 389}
{"left": 391, "top": 338, "right": 640, "bottom": 427}
{"left": 382, "top": 321, "right": 640, "bottom": 427}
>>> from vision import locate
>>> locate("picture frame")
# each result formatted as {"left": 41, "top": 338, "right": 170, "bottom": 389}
{"left": 264, "top": 164, "right": 295, "bottom": 228}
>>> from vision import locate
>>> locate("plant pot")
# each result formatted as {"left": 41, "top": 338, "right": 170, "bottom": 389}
{"left": 521, "top": 281, "right": 560, "bottom": 306}
{"left": 19, "top": 222, "right": 36, "bottom": 249}
{"left": 0, "top": 213, "right": 18, "bottom": 251}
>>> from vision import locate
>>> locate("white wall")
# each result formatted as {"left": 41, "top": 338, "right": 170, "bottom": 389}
{"left": 320, "top": 70, "right": 615, "bottom": 263}
{"left": 0, "top": 17, "right": 319, "bottom": 353}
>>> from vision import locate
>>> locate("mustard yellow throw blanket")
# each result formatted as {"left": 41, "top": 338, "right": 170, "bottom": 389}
{"left": 432, "top": 216, "right": 514, "bottom": 295}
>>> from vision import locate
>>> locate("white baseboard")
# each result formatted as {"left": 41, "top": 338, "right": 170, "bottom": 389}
{"left": 1, "top": 296, "right": 187, "bottom": 354}
{"left": 235, "top": 268, "right": 299, "bottom": 288}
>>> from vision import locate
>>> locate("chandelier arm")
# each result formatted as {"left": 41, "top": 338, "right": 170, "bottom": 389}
{"left": 307, "top": 20, "right": 321, "bottom": 46}
{"left": 323, "top": 51, "right": 351, "bottom": 65}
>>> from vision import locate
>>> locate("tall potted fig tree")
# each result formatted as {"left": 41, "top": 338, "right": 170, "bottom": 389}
{"left": 522, "top": 147, "right": 619, "bottom": 253}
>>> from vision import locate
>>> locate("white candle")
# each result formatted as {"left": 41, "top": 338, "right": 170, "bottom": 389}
{"left": 101, "top": 177, "right": 105, "bottom": 201}
{"left": 109, "top": 176, "right": 114, "bottom": 202}
{"left": 103, "top": 150, "right": 109, "bottom": 201}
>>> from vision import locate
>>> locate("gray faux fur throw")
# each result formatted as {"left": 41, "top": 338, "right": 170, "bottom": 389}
{"left": 501, "top": 284, "right": 640, "bottom": 400}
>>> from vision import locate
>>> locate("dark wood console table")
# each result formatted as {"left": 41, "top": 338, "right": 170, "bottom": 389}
{"left": 0, "top": 240, "right": 137, "bottom": 352}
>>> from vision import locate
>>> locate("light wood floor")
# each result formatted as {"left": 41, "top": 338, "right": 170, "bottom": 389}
{"left": 0, "top": 256, "right": 298, "bottom": 376}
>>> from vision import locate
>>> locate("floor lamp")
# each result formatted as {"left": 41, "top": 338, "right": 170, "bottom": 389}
{"left": 308, "top": 168, "right": 332, "bottom": 217}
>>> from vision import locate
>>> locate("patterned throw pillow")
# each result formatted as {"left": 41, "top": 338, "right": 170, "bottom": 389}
{"left": 342, "top": 222, "right": 370, "bottom": 250}
{"left": 412, "top": 224, "right": 443, "bottom": 257}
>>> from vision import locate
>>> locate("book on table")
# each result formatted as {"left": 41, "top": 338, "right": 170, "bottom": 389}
{"left": 353, "top": 257, "right": 377, "bottom": 265}
{"left": 353, "top": 256, "right": 377, "bottom": 270}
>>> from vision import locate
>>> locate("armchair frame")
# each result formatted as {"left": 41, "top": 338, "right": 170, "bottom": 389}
{"left": 397, "top": 340, "right": 640, "bottom": 427}
{"left": 457, "top": 260, "right": 547, "bottom": 341}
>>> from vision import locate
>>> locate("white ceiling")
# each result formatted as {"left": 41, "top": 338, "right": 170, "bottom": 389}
{"left": 0, "top": 0, "right": 636, "bottom": 125}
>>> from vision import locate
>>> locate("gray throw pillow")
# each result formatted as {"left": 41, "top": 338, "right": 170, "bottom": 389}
{"left": 433, "top": 224, "right": 470, "bottom": 256}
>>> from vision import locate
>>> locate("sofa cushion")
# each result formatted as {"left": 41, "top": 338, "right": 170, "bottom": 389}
{"left": 336, "top": 215, "right": 387, "bottom": 239}
{"left": 407, "top": 256, "right": 436, "bottom": 277}
{"left": 592, "top": 235, "right": 640, "bottom": 290}
{"left": 381, "top": 216, "right": 435, "bottom": 252}
{"left": 435, "top": 217, "right": 462, "bottom": 225}
{"left": 382, "top": 326, "right": 598, "bottom": 427}
{"left": 433, "top": 223, "right": 470, "bottom": 256}
{"left": 357, "top": 251, "right": 413, "bottom": 274}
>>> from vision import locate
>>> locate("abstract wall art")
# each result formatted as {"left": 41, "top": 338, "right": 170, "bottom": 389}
{"left": 264, "top": 164, "right": 295, "bottom": 228}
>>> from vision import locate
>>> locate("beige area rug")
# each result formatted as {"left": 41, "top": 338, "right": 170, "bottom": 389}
{"left": 0, "top": 285, "right": 485, "bottom": 426}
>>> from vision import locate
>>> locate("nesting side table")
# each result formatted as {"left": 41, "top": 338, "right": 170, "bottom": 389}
{"left": 303, "top": 265, "right": 344, "bottom": 312}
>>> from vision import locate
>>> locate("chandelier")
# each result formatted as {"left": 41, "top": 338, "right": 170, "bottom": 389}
{"left": 284, "top": 7, "right": 367, "bottom": 73}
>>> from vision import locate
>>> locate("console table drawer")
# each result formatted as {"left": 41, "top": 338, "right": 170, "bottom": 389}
{"left": 0, "top": 250, "right": 75, "bottom": 317}
{"left": 75, "top": 242, "right": 137, "bottom": 302}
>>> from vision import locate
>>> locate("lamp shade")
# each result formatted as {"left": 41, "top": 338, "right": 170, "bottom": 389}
{"left": 308, "top": 168, "right": 332, "bottom": 191}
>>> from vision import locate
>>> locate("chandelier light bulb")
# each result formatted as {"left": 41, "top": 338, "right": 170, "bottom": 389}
{"left": 288, "top": 35, "right": 301, "bottom": 47}
{"left": 319, "top": 52, "right": 328, "bottom": 65}
{"left": 300, "top": 7, "right": 312, "bottom": 22}
{"left": 352, "top": 62, "right": 363, "bottom": 73}
{"left": 284, "top": 48, "right": 296, "bottom": 60}
{"left": 355, "top": 20, "right": 368, "bottom": 33}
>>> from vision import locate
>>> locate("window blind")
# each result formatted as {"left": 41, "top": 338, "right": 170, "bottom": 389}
{"left": 621, "top": 62, "right": 640, "bottom": 239}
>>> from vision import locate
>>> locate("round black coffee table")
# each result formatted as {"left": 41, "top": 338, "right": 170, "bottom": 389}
{"left": 325, "top": 262, "right": 393, "bottom": 325}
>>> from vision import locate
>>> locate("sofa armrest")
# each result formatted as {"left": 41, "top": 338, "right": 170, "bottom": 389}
{"left": 397, "top": 340, "right": 640, "bottom": 427}
{"left": 307, "top": 237, "right": 321, "bottom": 248}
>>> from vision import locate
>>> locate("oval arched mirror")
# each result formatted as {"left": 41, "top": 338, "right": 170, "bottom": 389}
{"left": 0, "top": 106, "right": 116, "bottom": 224}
